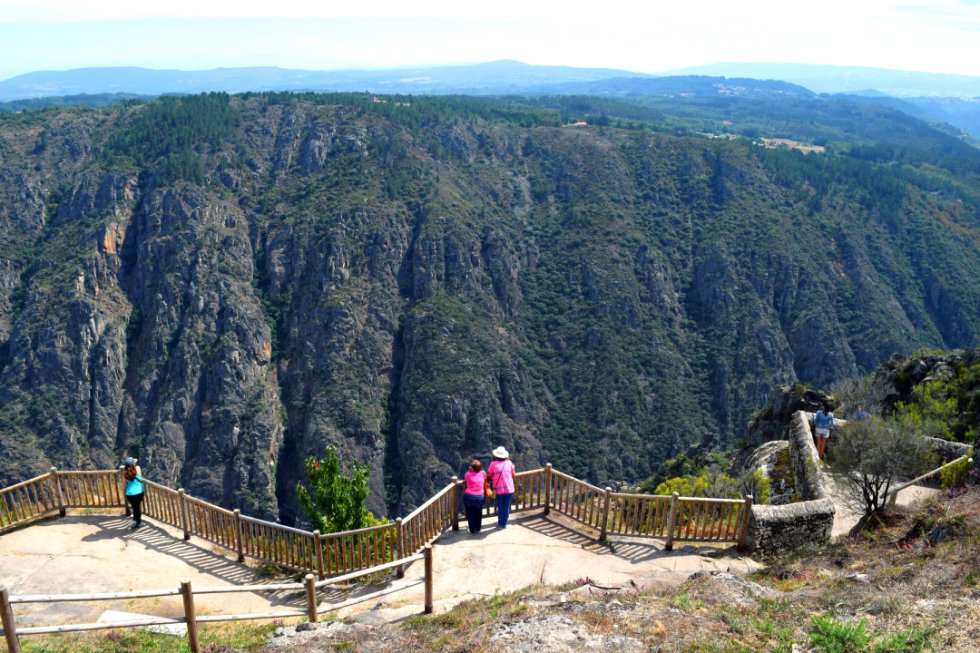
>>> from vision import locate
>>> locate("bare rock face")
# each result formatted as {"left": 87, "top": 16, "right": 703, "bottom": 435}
{"left": 1, "top": 95, "right": 978, "bottom": 522}
{"left": 490, "top": 615, "right": 646, "bottom": 652}
{"left": 744, "top": 386, "right": 833, "bottom": 449}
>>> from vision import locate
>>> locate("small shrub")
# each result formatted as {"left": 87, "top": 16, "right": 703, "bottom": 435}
{"left": 809, "top": 614, "right": 872, "bottom": 653}
{"left": 939, "top": 454, "right": 972, "bottom": 490}
{"left": 871, "top": 625, "right": 937, "bottom": 653}
{"left": 865, "top": 593, "right": 905, "bottom": 616}
{"left": 256, "top": 561, "right": 282, "bottom": 579}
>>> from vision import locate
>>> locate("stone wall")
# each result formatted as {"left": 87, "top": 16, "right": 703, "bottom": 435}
{"left": 746, "top": 411, "right": 835, "bottom": 557}
{"left": 925, "top": 437, "right": 973, "bottom": 462}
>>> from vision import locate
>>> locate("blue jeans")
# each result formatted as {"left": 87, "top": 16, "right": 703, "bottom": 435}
{"left": 495, "top": 493, "right": 513, "bottom": 528}
{"left": 462, "top": 494, "right": 486, "bottom": 533}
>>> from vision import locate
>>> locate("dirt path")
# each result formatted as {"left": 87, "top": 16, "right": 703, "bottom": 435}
{"left": 0, "top": 511, "right": 759, "bottom": 629}
{"left": 820, "top": 468, "right": 941, "bottom": 537}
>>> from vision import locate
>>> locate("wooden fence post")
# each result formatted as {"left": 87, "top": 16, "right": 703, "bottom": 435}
{"left": 313, "top": 530, "right": 325, "bottom": 580}
{"left": 598, "top": 487, "right": 612, "bottom": 541}
{"left": 180, "top": 579, "right": 200, "bottom": 653}
{"left": 1, "top": 586, "right": 21, "bottom": 653}
{"left": 543, "top": 464, "right": 552, "bottom": 516}
{"left": 304, "top": 573, "right": 318, "bottom": 623}
{"left": 120, "top": 467, "right": 131, "bottom": 517}
{"left": 178, "top": 489, "right": 190, "bottom": 541}
{"left": 665, "top": 492, "right": 679, "bottom": 551}
{"left": 49, "top": 467, "right": 66, "bottom": 517}
{"left": 737, "top": 495, "right": 753, "bottom": 553}
{"left": 233, "top": 509, "right": 244, "bottom": 563}
{"left": 395, "top": 518, "right": 405, "bottom": 579}
{"left": 450, "top": 477, "right": 460, "bottom": 532}
{"left": 423, "top": 544, "right": 433, "bottom": 614}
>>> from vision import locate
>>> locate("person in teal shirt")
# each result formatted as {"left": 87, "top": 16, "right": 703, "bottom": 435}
{"left": 123, "top": 457, "right": 145, "bottom": 529}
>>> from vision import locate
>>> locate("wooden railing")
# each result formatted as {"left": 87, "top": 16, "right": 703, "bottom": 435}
{"left": 0, "top": 474, "right": 61, "bottom": 529}
{"left": 0, "top": 547, "right": 434, "bottom": 653}
{"left": 321, "top": 522, "right": 398, "bottom": 577}
{"left": 478, "top": 468, "right": 549, "bottom": 518}
{"left": 548, "top": 469, "right": 607, "bottom": 531}
{"left": 605, "top": 492, "right": 672, "bottom": 538}
{"left": 885, "top": 453, "right": 973, "bottom": 506}
{"left": 141, "top": 480, "right": 180, "bottom": 526}
{"left": 58, "top": 471, "right": 124, "bottom": 509}
{"left": 1, "top": 463, "right": 754, "bottom": 584}
{"left": 401, "top": 481, "right": 457, "bottom": 555}
{"left": 673, "top": 496, "right": 750, "bottom": 545}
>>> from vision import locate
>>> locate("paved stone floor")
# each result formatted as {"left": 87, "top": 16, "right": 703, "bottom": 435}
{"left": 0, "top": 510, "right": 760, "bottom": 628}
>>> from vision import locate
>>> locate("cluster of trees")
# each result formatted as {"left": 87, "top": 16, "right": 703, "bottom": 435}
{"left": 105, "top": 93, "right": 240, "bottom": 184}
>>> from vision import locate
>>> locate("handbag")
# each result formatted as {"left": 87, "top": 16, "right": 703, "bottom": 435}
{"left": 484, "top": 474, "right": 494, "bottom": 499}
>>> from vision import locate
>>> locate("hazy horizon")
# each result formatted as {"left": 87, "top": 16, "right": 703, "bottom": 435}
{"left": 1, "top": 1, "right": 978, "bottom": 82}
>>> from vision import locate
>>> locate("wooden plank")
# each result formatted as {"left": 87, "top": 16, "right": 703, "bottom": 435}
{"left": 16, "top": 618, "right": 186, "bottom": 636}
{"left": 181, "top": 580, "right": 200, "bottom": 653}
{"left": 1, "top": 585, "right": 21, "bottom": 653}
{"left": 314, "top": 579, "right": 424, "bottom": 615}
{"left": 0, "top": 495, "right": 12, "bottom": 527}
{"left": 10, "top": 588, "right": 181, "bottom": 603}
{"left": 694, "top": 501, "right": 707, "bottom": 539}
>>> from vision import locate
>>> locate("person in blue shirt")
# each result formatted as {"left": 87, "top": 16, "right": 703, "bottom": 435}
{"left": 814, "top": 403, "right": 835, "bottom": 460}
{"left": 123, "top": 457, "right": 145, "bottom": 529}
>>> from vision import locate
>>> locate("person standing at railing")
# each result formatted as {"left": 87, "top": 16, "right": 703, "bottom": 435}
{"left": 488, "top": 446, "right": 516, "bottom": 529}
{"left": 123, "top": 457, "right": 145, "bottom": 529}
{"left": 462, "top": 459, "right": 488, "bottom": 534}
{"left": 814, "top": 402, "right": 835, "bottom": 460}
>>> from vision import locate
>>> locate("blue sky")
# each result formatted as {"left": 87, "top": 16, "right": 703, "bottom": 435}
{"left": 1, "top": 1, "right": 979, "bottom": 81}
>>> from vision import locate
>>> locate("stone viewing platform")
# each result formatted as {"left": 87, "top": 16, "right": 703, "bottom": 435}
{"left": 0, "top": 509, "right": 759, "bottom": 629}
{"left": 1, "top": 420, "right": 961, "bottom": 651}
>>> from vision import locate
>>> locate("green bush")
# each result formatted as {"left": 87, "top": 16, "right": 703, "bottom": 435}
{"left": 871, "top": 625, "right": 937, "bottom": 653}
{"left": 939, "top": 452, "right": 973, "bottom": 489}
{"left": 809, "top": 615, "right": 872, "bottom": 653}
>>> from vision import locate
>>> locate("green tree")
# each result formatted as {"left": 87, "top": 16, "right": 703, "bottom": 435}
{"left": 833, "top": 417, "right": 936, "bottom": 517}
{"left": 296, "top": 446, "right": 371, "bottom": 533}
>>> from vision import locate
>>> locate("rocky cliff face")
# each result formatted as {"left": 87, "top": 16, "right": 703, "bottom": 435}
{"left": 0, "top": 95, "right": 978, "bottom": 521}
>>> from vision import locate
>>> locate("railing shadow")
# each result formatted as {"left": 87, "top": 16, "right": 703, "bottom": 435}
{"left": 73, "top": 514, "right": 362, "bottom": 610}
{"left": 515, "top": 512, "right": 738, "bottom": 564}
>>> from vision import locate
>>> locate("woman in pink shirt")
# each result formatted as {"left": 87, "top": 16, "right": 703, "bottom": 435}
{"left": 462, "top": 459, "right": 488, "bottom": 534}
{"left": 487, "top": 446, "right": 516, "bottom": 529}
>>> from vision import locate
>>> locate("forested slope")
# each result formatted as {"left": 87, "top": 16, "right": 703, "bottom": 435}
{"left": 0, "top": 92, "right": 977, "bottom": 521}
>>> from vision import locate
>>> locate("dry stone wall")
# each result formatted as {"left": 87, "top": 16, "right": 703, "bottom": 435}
{"left": 746, "top": 411, "right": 835, "bottom": 557}
{"left": 926, "top": 437, "right": 972, "bottom": 462}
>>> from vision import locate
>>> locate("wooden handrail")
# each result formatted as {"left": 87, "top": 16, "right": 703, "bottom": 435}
{"left": 885, "top": 454, "right": 973, "bottom": 505}
{"left": 238, "top": 513, "right": 310, "bottom": 534}
{"left": 2, "top": 464, "right": 752, "bottom": 582}
{"left": 550, "top": 469, "right": 604, "bottom": 493}
{"left": 0, "top": 474, "right": 53, "bottom": 494}
{"left": 0, "top": 551, "right": 432, "bottom": 652}
{"left": 402, "top": 482, "right": 455, "bottom": 522}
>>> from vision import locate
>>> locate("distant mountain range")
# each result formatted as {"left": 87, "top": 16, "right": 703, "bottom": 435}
{"left": 1, "top": 61, "right": 979, "bottom": 139}
{"left": 0, "top": 60, "right": 651, "bottom": 101}
{"left": 663, "top": 63, "right": 980, "bottom": 98}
